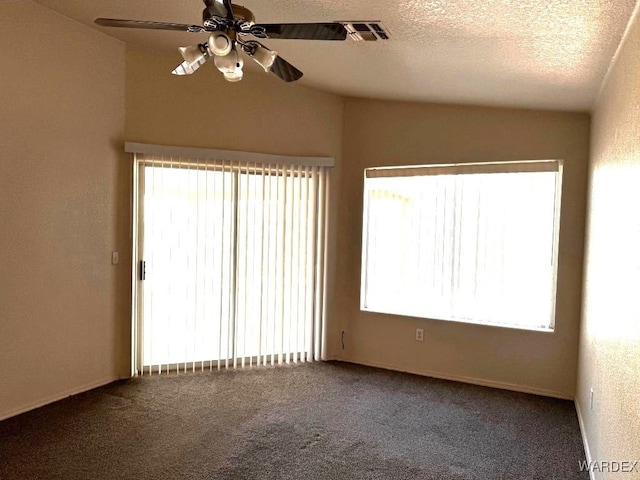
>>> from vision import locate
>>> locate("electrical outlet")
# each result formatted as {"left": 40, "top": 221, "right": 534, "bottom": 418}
{"left": 415, "top": 328, "right": 424, "bottom": 342}
{"left": 590, "top": 387, "right": 594, "bottom": 409}
{"left": 112, "top": 251, "right": 119, "bottom": 265}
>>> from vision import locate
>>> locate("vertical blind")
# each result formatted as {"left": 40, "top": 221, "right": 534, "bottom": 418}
{"left": 361, "top": 161, "right": 562, "bottom": 330}
{"left": 135, "top": 152, "right": 330, "bottom": 374}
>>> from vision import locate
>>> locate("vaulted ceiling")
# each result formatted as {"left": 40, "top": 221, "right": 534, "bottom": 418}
{"left": 34, "top": 0, "right": 638, "bottom": 111}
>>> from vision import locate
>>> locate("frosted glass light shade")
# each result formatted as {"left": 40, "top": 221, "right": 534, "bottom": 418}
{"left": 172, "top": 45, "right": 208, "bottom": 75}
{"left": 214, "top": 49, "right": 243, "bottom": 74}
{"left": 208, "top": 32, "right": 232, "bottom": 56}
{"left": 251, "top": 45, "right": 277, "bottom": 72}
{"left": 179, "top": 45, "right": 207, "bottom": 65}
{"left": 223, "top": 67, "right": 244, "bottom": 82}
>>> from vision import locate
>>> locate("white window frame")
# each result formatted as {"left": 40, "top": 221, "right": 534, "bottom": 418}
{"left": 360, "top": 160, "right": 563, "bottom": 332}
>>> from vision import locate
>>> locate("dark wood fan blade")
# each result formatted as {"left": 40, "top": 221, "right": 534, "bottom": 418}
{"left": 255, "top": 23, "right": 347, "bottom": 40}
{"left": 222, "top": 0, "right": 235, "bottom": 20}
{"left": 95, "top": 18, "right": 204, "bottom": 33}
{"left": 270, "top": 56, "right": 303, "bottom": 82}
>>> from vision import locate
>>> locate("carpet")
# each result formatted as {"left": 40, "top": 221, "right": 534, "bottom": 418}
{"left": 0, "top": 361, "right": 589, "bottom": 480}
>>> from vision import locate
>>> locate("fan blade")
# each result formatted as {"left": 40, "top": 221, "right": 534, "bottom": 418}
{"left": 95, "top": 18, "right": 205, "bottom": 33}
{"left": 222, "top": 0, "right": 235, "bottom": 20}
{"left": 254, "top": 23, "right": 347, "bottom": 40}
{"left": 270, "top": 56, "right": 303, "bottom": 82}
{"left": 203, "top": 0, "right": 234, "bottom": 20}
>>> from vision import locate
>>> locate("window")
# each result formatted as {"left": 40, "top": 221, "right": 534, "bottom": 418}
{"left": 361, "top": 160, "right": 562, "bottom": 331}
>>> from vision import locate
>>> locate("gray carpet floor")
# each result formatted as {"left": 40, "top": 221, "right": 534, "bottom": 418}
{"left": 0, "top": 361, "right": 588, "bottom": 480}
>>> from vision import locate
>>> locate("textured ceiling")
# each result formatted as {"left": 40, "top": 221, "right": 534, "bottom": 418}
{"left": 33, "top": 0, "right": 638, "bottom": 111}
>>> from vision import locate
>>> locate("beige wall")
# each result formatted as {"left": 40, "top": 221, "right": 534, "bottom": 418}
{"left": 126, "top": 47, "right": 343, "bottom": 159}
{"left": 0, "top": 2, "right": 128, "bottom": 419}
{"left": 336, "top": 99, "right": 590, "bottom": 398}
{"left": 0, "top": 17, "right": 343, "bottom": 418}
{"left": 0, "top": 2, "right": 600, "bottom": 420}
{"left": 577, "top": 5, "right": 640, "bottom": 477}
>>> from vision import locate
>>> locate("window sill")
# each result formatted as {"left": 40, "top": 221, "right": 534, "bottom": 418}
{"left": 360, "top": 306, "right": 555, "bottom": 333}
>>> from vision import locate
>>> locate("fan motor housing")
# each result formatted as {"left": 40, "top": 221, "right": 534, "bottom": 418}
{"left": 203, "top": 4, "right": 255, "bottom": 31}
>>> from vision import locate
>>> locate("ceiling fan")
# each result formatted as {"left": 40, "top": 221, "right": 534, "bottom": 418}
{"left": 95, "top": 0, "right": 366, "bottom": 83}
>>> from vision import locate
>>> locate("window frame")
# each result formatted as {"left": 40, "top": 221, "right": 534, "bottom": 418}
{"left": 360, "top": 160, "right": 563, "bottom": 332}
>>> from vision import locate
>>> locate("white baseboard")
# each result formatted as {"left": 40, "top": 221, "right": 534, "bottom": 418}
{"left": 335, "top": 357, "right": 573, "bottom": 400}
{"left": 0, "top": 376, "right": 119, "bottom": 422}
{"left": 575, "top": 399, "right": 596, "bottom": 480}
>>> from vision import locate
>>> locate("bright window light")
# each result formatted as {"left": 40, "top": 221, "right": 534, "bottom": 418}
{"left": 140, "top": 161, "right": 328, "bottom": 371}
{"left": 361, "top": 161, "right": 563, "bottom": 331}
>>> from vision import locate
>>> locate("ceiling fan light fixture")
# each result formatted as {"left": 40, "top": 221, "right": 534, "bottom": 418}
{"left": 246, "top": 44, "right": 277, "bottom": 72}
{"left": 172, "top": 60, "right": 196, "bottom": 76}
{"left": 179, "top": 44, "right": 207, "bottom": 64}
{"left": 214, "top": 47, "right": 244, "bottom": 82}
{"left": 208, "top": 32, "right": 232, "bottom": 56}
{"left": 96, "top": 3, "right": 374, "bottom": 84}
{"left": 172, "top": 44, "right": 209, "bottom": 75}
{"left": 223, "top": 67, "right": 244, "bottom": 83}
{"left": 214, "top": 48, "right": 243, "bottom": 73}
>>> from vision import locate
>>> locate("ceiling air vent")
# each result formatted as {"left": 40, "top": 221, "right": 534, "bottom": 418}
{"left": 341, "top": 21, "right": 391, "bottom": 42}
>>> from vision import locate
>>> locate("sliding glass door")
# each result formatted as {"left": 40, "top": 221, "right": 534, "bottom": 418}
{"left": 134, "top": 155, "right": 328, "bottom": 375}
{"left": 141, "top": 166, "right": 233, "bottom": 370}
